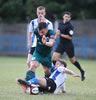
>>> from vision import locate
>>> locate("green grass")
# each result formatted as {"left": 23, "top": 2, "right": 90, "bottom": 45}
{"left": 0, "top": 56, "right": 96, "bottom": 100}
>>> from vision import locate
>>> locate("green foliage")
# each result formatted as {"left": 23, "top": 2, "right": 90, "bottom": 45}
{"left": 0, "top": 0, "right": 96, "bottom": 23}
{"left": 0, "top": 0, "right": 26, "bottom": 23}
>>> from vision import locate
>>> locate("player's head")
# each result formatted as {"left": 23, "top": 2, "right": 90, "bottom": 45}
{"left": 37, "top": 6, "right": 46, "bottom": 22}
{"left": 38, "top": 22, "right": 48, "bottom": 37}
{"left": 63, "top": 11, "right": 72, "bottom": 23}
{"left": 55, "top": 60, "right": 67, "bottom": 69}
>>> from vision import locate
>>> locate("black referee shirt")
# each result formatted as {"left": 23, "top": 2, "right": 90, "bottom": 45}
{"left": 58, "top": 22, "right": 74, "bottom": 44}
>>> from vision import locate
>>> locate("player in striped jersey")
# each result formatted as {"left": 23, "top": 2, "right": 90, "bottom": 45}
{"left": 27, "top": 6, "right": 53, "bottom": 68}
{"left": 17, "top": 60, "right": 80, "bottom": 94}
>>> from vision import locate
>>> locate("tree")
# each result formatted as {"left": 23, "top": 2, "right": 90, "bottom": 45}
{"left": 0, "top": 0, "right": 26, "bottom": 23}
{"left": 0, "top": 0, "right": 96, "bottom": 23}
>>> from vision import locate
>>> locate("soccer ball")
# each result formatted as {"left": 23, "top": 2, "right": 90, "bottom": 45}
{"left": 25, "top": 84, "right": 39, "bottom": 95}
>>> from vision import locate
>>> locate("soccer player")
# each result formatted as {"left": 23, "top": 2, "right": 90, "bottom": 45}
{"left": 52, "top": 11, "right": 86, "bottom": 81}
{"left": 17, "top": 60, "right": 80, "bottom": 94}
{"left": 26, "top": 22, "right": 56, "bottom": 81}
{"left": 27, "top": 6, "right": 53, "bottom": 68}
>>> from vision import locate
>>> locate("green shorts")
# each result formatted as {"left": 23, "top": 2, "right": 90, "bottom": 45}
{"left": 31, "top": 50, "right": 52, "bottom": 68}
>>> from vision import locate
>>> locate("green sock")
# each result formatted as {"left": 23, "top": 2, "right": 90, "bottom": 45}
{"left": 25, "top": 70, "right": 35, "bottom": 81}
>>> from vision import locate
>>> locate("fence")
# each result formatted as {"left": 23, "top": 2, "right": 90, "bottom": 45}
{"left": 0, "top": 35, "right": 27, "bottom": 56}
{"left": 73, "top": 37, "right": 96, "bottom": 59}
{"left": 0, "top": 35, "right": 96, "bottom": 59}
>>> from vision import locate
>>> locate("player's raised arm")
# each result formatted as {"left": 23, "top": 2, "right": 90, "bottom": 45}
{"left": 42, "top": 35, "right": 55, "bottom": 47}
{"left": 60, "top": 34, "right": 72, "bottom": 40}
{"left": 64, "top": 68, "right": 80, "bottom": 77}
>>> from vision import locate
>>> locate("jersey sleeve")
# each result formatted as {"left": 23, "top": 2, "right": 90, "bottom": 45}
{"left": 67, "top": 25, "right": 74, "bottom": 37}
{"left": 47, "top": 22, "right": 53, "bottom": 30}
{"left": 49, "top": 30, "right": 56, "bottom": 40}
{"left": 57, "top": 66, "right": 65, "bottom": 73}
{"left": 28, "top": 20, "right": 33, "bottom": 33}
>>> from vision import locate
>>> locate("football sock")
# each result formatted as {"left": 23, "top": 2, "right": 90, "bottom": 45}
{"left": 45, "top": 73, "right": 51, "bottom": 78}
{"left": 73, "top": 61, "right": 83, "bottom": 72}
{"left": 52, "top": 60, "right": 56, "bottom": 65}
{"left": 25, "top": 70, "right": 35, "bottom": 81}
{"left": 29, "top": 78, "right": 39, "bottom": 84}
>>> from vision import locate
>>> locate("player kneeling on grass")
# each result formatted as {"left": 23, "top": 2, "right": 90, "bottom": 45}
{"left": 16, "top": 60, "right": 80, "bottom": 94}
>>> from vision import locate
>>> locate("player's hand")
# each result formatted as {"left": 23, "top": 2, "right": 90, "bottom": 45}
{"left": 39, "top": 16, "right": 45, "bottom": 22}
{"left": 42, "top": 35, "right": 46, "bottom": 45}
{"left": 62, "top": 90, "right": 66, "bottom": 93}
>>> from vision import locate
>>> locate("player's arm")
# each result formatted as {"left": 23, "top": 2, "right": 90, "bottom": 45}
{"left": 42, "top": 35, "right": 55, "bottom": 47}
{"left": 46, "top": 38, "right": 55, "bottom": 47}
{"left": 63, "top": 68, "right": 80, "bottom": 77}
{"left": 55, "top": 29, "right": 60, "bottom": 39}
{"left": 28, "top": 21, "right": 33, "bottom": 48}
{"left": 28, "top": 32, "right": 32, "bottom": 48}
{"left": 60, "top": 34, "right": 72, "bottom": 40}
{"left": 61, "top": 83, "right": 66, "bottom": 93}
{"left": 61, "top": 25, "right": 74, "bottom": 40}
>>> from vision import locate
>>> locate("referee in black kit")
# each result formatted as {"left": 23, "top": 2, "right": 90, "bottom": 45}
{"left": 52, "top": 11, "right": 86, "bottom": 81}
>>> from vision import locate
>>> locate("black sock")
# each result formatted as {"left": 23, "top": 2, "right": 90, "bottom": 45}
{"left": 53, "top": 60, "right": 56, "bottom": 65}
{"left": 73, "top": 61, "right": 83, "bottom": 72}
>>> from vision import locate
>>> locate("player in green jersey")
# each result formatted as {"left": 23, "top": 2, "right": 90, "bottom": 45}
{"left": 25, "top": 22, "right": 56, "bottom": 80}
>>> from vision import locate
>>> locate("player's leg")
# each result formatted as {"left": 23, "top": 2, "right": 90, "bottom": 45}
{"left": 16, "top": 78, "right": 28, "bottom": 89}
{"left": 17, "top": 77, "right": 47, "bottom": 87}
{"left": 27, "top": 47, "right": 35, "bottom": 68}
{"left": 69, "top": 57, "right": 86, "bottom": 81}
{"left": 32, "top": 78, "right": 56, "bottom": 93}
{"left": 66, "top": 46, "right": 86, "bottom": 81}
{"left": 30, "top": 77, "right": 47, "bottom": 87}
{"left": 41, "top": 55, "right": 52, "bottom": 78}
{"left": 43, "top": 66, "right": 51, "bottom": 78}
{"left": 52, "top": 43, "right": 64, "bottom": 65}
{"left": 51, "top": 51, "right": 62, "bottom": 74}
{"left": 27, "top": 54, "right": 32, "bottom": 68}
{"left": 25, "top": 61, "right": 40, "bottom": 81}
{"left": 37, "top": 77, "right": 47, "bottom": 87}
{"left": 51, "top": 52, "right": 61, "bottom": 73}
{"left": 16, "top": 77, "right": 48, "bottom": 94}
{"left": 61, "top": 83, "right": 66, "bottom": 93}
{"left": 26, "top": 50, "right": 41, "bottom": 81}
{"left": 17, "top": 78, "right": 56, "bottom": 93}
{"left": 52, "top": 52, "right": 61, "bottom": 64}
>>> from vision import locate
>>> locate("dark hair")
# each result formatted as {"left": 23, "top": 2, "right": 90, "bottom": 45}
{"left": 38, "top": 22, "right": 47, "bottom": 30}
{"left": 64, "top": 11, "right": 72, "bottom": 17}
{"left": 57, "top": 60, "right": 67, "bottom": 68}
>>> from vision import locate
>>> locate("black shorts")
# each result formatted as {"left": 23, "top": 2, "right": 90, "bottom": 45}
{"left": 55, "top": 43, "right": 75, "bottom": 58}
{"left": 28, "top": 47, "right": 35, "bottom": 55}
{"left": 38, "top": 78, "right": 56, "bottom": 93}
{"left": 46, "top": 78, "right": 56, "bottom": 93}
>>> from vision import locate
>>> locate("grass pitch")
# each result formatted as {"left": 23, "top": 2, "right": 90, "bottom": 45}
{"left": 0, "top": 56, "right": 96, "bottom": 100}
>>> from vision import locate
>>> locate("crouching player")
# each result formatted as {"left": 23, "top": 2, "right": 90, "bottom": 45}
{"left": 16, "top": 60, "right": 80, "bottom": 94}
